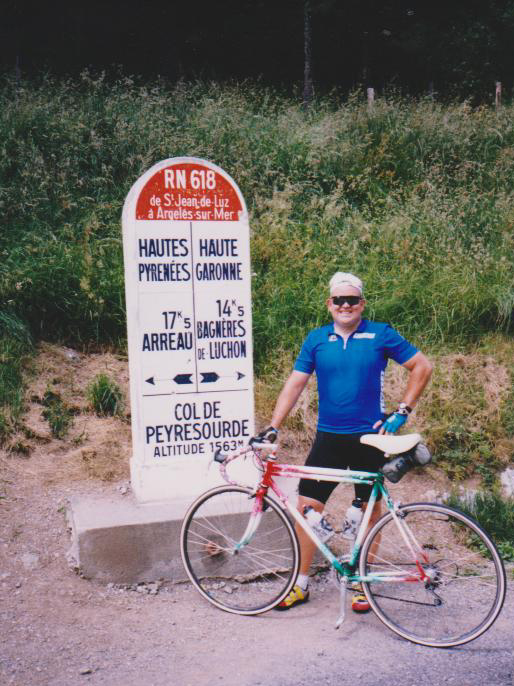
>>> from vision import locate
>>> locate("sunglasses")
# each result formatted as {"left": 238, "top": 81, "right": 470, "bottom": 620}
{"left": 331, "top": 295, "right": 362, "bottom": 306}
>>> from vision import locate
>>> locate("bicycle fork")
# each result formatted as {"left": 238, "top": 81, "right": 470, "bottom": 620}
{"left": 234, "top": 488, "right": 267, "bottom": 550}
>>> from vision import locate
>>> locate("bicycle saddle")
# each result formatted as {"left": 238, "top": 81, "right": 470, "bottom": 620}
{"left": 360, "top": 433, "right": 421, "bottom": 455}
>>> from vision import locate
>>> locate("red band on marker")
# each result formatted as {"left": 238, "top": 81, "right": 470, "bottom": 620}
{"left": 136, "top": 162, "right": 243, "bottom": 221}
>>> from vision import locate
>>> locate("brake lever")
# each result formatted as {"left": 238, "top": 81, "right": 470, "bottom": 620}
{"left": 208, "top": 448, "right": 227, "bottom": 472}
{"left": 213, "top": 448, "right": 227, "bottom": 463}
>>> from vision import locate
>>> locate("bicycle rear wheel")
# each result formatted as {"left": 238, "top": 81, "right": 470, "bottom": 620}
{"left": 359, "top": 503, "right": 506, "bottom": 648}
{"left": 180, "top": 485, "right": 300, "bottom": 615}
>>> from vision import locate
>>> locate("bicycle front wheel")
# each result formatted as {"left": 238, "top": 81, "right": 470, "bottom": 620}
{"left": 180, "top": 485, "right": 300, "bottom": 615}
{"left": 359, "top": 503, "right": 506, "bottom": 648}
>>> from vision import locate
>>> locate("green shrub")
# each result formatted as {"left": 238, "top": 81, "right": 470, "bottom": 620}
{"left": 499, "top": 368, "right": 514, "bottom": 439}
{"left": 434, "top": 426, "right": 499, "bottom": 484}
{"left": 446, "top": 491, "right": 514, "bottom": 561}
{"left": 87, "top": 373, "right": 124, "bottom": 416}
{"left": 0, "top": 413, "right": 9, "bottom": 442}
{"left": 41, "top": 389, "right": 73, "bottom": 439}
{"left": 0, "top": 312, "right": 33, "bottom": 439}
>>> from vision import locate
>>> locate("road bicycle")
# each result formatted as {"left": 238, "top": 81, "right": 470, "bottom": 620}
{"left": 180, "top": 433, "right": 506, "bottom": 648}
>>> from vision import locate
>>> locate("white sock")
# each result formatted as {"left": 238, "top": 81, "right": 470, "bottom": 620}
{"left": 296, "top": 574, "right": 309, "bottom": 590}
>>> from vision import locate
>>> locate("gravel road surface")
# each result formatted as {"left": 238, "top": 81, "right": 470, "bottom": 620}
{"left": 1, "top": 478, "right": 512, "bottom": 686}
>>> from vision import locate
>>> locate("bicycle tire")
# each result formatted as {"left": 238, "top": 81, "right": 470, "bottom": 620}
{"left": 180, "top": 485, "right": 300, "bottom": 615}
{"left": 359, "top": 502, "right": 506, "bottom": 648}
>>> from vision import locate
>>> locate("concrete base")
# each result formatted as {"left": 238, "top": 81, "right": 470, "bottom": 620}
{"left": 66, "top": 475, "right": 300, "bottom": 585}
{"left": 66, "top": 494, "right": 194, "bottom": 584}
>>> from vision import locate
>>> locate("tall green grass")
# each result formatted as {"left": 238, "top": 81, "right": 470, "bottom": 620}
{"left": 0, "top": 74, "right": 513, "bottom": 369}
{"left": 87, "top": 373, "right": 124, "bottom": 417}
{"left": 0, "top": 312, "right": 33, "bottom": 437}
{"left": 446, "top": 491, "right": 514, "bottom": 561}
{"left": 1, "top": 74, "right": 513, "bottom": 481}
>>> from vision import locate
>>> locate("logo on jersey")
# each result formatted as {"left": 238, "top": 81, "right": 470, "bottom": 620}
{"left": 328, "top": 334, "right": 338, "bottom": 342}
{"left": 354, "top": 333, "right": 376, "bottom": 339}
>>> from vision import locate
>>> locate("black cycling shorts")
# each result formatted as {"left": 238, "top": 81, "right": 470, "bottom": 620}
{"left": 298, "top": 431, "right": 386, "bottom": 504}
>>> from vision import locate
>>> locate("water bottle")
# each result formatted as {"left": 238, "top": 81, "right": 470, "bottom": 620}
{"left": 381, "top": 443, "right": 432, "bottom": 483}
{"left": 342, "top": 498, "right": 363, "bottom": 540}
{"left": 303, "top": 506, "right": 334, "bottom": 543}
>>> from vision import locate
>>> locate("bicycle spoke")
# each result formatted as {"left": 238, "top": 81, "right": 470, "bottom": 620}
{"left": 188, "top": 529, "right": 293, "bottom": 577}
{"left": 434, "top": 550, "right": 489, "bottom": 570}
{"left": 435, "top": 571, "right": 500, "bottom": 588}
{"left": 360, "top": 504, "right": 506, "bottom": 647}
{"left": 190, "top": 516, "right": 239, "bottom": 544}
{"left": 187, "top": 523, "right": 294, "bottom": 566}
{"left": 181, "top": 486, "right": 299, "bottom": 614}
{"left": 187, "top": 527, "right": 236, "bottom": 549}
{"left": 366, "top": 551, "right": 418, "bottom": 575}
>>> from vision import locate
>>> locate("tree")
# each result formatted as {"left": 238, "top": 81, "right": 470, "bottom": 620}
{"left": 303, "top": 1, "right": 314, "bottom": 105}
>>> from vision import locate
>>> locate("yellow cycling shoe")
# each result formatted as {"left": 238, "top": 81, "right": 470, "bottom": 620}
{"left": 274, "top": 584, "right": 310, "bottom": 611}
{"left": 351, "top": 583, "right": 370, "bottom": 613}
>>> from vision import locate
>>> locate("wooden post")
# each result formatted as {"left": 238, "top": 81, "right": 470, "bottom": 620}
{"left": 495, "top": 81, "right": 502, "bottom": 109}
{"left": 367, "top": 87, "right": 375, "bottom": 111}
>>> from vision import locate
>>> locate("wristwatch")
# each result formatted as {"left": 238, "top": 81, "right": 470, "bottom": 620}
{"left": 397, "top": 402, "right": 412, "bottom": 415}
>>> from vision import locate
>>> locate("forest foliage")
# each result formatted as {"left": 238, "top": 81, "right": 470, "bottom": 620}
{"left": 4, "top": 0, "right": 514, "bottom": 99}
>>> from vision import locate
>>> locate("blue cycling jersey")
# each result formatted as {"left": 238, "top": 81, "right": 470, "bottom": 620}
{"left": 293, "top": 319, "right": 418, "bottom": 434}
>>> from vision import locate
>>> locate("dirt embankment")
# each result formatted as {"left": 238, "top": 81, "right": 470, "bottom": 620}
{"left": 1, "top": 344, "right": 512, "bottom": 686}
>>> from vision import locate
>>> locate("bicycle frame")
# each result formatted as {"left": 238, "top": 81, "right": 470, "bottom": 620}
{"left": 222, "top": 447, "right": 430, "bottom": 585}
{"left": 185, "top": 444, "right": 506, "bottom": 644}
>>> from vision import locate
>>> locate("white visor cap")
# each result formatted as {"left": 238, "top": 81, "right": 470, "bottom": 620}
{"left": 329, "top": 272, "right": 364, "bottom": 296}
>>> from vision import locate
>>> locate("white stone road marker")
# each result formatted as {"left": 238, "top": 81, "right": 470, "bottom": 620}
{"left": 122, "top": 158, "right": 255, "bottom": 503}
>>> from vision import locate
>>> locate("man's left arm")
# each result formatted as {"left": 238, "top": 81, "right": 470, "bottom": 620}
{"left": 375, "top": 352, "right": 433, "bottom": 435}
{"left": 399, "top": 351, "right": 433, "bottom": 409}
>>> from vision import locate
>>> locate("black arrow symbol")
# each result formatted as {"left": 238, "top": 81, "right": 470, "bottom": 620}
{"left": 200, "top": 371, "right": 246, "bottom": 383}
{"left": 174, "top": 374, "right": 193, "bottom": 385}
{"left": 145, "top": 374, "right": 193, "bottom": 385}
{"left": 201, "top": 372, "right": 219, "bottom": 383}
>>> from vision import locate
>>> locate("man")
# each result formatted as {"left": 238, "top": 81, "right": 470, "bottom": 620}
{"left": 253, "top": 272, "right": 432, "bottom": 612}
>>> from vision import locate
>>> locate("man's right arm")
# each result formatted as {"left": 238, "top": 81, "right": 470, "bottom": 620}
{"left": 270, "top": 370, "right": 311, "bottom": 430}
